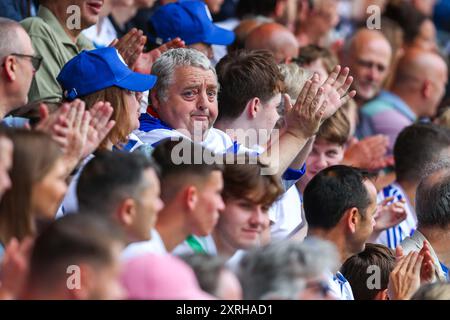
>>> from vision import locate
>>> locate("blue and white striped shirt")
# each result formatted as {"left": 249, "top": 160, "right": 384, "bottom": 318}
{"left": 375, "top": 182, "right": 417, "bottom": 249}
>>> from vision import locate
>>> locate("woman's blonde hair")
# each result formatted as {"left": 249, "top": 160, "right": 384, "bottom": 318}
{"left": 81, "top": 86, "right": 133, "bottom": 149}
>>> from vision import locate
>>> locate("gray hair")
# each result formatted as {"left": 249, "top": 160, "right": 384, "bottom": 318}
{"left": 0, "top": 18, "right": 25, "bottom": 60}
{"left": 279, "top": 63, "right": 312, "bottom": 104}
{"left": 237, "top": 238, "right": 339, "bottom": 300}
{"left": 151, "top": 48, "right": 218, "bottom": 102}
{"left": 412, "top": 283, "right": 450, "bottom": 300}
{"left": 179, "top": 254, "right": 228, "bottom": 297}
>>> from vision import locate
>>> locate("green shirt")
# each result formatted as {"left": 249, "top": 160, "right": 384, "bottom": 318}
{"left": 21, "top": 6, "right": 94, "bottom": 103}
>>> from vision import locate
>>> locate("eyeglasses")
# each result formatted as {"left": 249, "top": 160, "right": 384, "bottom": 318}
{"left": 1, "top": 53, "right": 43, "bottom": 71}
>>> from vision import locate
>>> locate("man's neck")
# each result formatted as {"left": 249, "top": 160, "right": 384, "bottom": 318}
{"left": 418, "top": 226, "right": 450, "bottom": 267}
{"left": 214, "top": 118, "right": 244, "bottom": 135}
{"left": 156, "top": 206, "right": 190, "bottom": 252}
{"left": 212, "top": 230, "right": 237, "bottom": 259}
{"left": 308, "top": 228, "right": 352, "bottom": 265}
{"left": 44, "top": 4, "right": 82, "bottom": 43}
{"left": 354, "top": 95, "right": 370, "bottom": 109}
{"left": 390, "top": 87, "right": 419, "bottom": 118}
{"left": 397, "top": 180, "right": 418, "bottom": 211}
{"left": 215, "top": 118, "right": 263, "bottom": 148}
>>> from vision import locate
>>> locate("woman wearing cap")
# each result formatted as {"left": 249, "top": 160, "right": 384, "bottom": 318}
{"left": 54, "top": 47, "right": 157, "bottom": 216}
{"left": 57, "top": 46, "right": 157, "bottom": 152}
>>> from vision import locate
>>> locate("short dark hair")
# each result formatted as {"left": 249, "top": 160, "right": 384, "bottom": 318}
{"left": 416, "top": 169, "right": 450, "bottom": 228}
{"left": 216, "top": 50, "right": 284, "bottom": 122}
{"left": 394, "top": 124, "right": 450, "bottom": 183}
{"left": 340, "top": 243, "right": 395, "bottom": 300}
{"left": 77, "top": 151, "right": 159, "bottom": 216}
{"left": 303, "top": 165, "right": 373, "bottom": 230}
{"left": 151, "top": 138, "right": 223, "bottom": 200}
{"left": 222, "top": 155, "right": 283, "bottom": 209}
{"left": 28, "top": 214, "right": 124, "bottom": 289}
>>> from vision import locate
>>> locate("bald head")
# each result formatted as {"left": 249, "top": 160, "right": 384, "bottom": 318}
{"left": 393, "top": 48, "right": 448, "bottom": 117}
{"left": 344, "top": 29, "right": 392, "bottom": 105}
{"left": 245, "top": 23, "right": 299, "bottom": 63}
{"left": 228, "top": 19, "right": 262, "bottom": 53}
{"left": 0, "top": 18, "right": 28, "bottom": 58}
{"left": 395, "top": 48, "right": 447, "bottom": 85}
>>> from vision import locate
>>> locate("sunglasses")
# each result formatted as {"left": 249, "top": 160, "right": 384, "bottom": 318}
{"left": 1, "top": 53, "right": 43, "bottom": 71}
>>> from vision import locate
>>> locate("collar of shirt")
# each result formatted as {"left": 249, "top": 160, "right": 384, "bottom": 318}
{"left": 328, "top": 271, "right": 354, "bottom": 300}
{"left": 378, "top": 90, "right": 417, "bottom": 122}
{"left": 38, "top": 5, "right": 93, "bottom": 50}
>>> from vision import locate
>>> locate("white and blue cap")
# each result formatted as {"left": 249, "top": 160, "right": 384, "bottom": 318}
{"left": 57, "top": 47, "right": 157, "bottom": 101}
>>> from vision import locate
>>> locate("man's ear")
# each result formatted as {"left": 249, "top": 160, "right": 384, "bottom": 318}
{"left": 3, "top": 56, "right": 17, "bottom": 81}
{"left": 422, "top": 80, "right": 432, "bottom": 99}
{"left": 150, "top": 89, "right": 161, "bottom": 111}
{"left": 345, "top": 207, "right": 360, "bottom": 234}
{"left": 246, "top": 97, "right": 261, "bottom": 119}
{"left": 374, "top": 288, "right": 389, "bottom": 300}
{"left": 185, "top": 185, "right": 198, "bottom": 212}
{"left": 116, "top": 198, "right": 137, "bottom": 227}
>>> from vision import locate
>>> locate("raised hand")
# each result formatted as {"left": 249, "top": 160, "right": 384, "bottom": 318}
{"left": 134, "top": 37, "right": 186, "bottom": 74}
{"left": 388, "top": 249, "right": 423, "bottom": 300}
{"left": 374, "top": 197, "right": 407, "bottom": 232}
{"left": 418, "top": 241, "right": 436, "bottom": 284}
{"left": 82, "top": 101, "right": 116, "bottom": 158}
{"left": 321, "top": 65, "right": 356, "bottom": 120}
{"left": 35, "top": 103, "right": 71, "bottom": 150}
{"left": 284, "top": 73, "right": 327, "bottom": 140}
{"left": 111, "top": 28, "right": 146, "bottom": 70}
{"left": 61, "top": 100, "right": 91, "bottom": 174}
{"left": 0, "top": 237, "right": 34, "bottom": 300}
{"left": 343, "top": 135, "right": 393, "bottom": 170}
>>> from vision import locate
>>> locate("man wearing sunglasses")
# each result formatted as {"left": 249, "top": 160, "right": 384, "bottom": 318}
{"left": 0, "top": 17, "right": 41, "bottom": 121}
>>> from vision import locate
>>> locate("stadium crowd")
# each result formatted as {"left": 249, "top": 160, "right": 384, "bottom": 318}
{"left": 1, "top": 0, "right": 450, "bottom": 300}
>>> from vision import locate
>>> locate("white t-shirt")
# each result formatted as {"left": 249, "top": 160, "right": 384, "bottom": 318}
{"left": 327, "top": 271, "right": 354, "bottom": 300}
{"left": 136, "top": 115, "right": 307, "bottom": 241}
{"left": 375, "top": 182, "right": 417, "bottom": 249}
{"left": 269, "top": 185, "right": 304, "bottom": 242}
{"left": 82, "top": 17, "right": 117, "bottom": 48}
{"left": 121, "top": 229, "right": 167, "bottom": 260}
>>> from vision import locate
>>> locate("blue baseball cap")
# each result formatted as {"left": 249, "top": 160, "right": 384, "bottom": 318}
{"left": 57, "top": 47, "right": 157, "bottom": 101}
{"left": 148, "top": 0, "right": 235, "bottom": 46}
